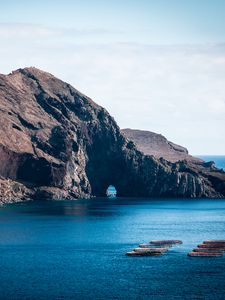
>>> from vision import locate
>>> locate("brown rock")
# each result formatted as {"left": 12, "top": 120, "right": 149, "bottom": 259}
{"left": 122, "top": 128, "right": 200, "bottom": 163}
{"left": 0, "top": 67, "right": 225, "bottom": 203}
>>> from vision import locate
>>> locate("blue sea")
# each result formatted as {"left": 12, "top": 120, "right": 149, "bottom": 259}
{"left": 0, "top": 198, "right": 225, "bottom": 300}
{"left": 197, "top": 155, "right": 225, "bottom": 170}
{"left": 0, "top": 156, "right": 225, "bottom": 300}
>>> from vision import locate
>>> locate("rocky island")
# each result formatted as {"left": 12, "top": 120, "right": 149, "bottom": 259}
{"left": 0, "top": 67, "right": 224, "bottom": 203}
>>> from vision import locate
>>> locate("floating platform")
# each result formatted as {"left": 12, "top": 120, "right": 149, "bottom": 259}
{"left": 139, "top": 243, "right": 171, "bottom": 248}
{"left": 150, "top": 240, "right": 182, "bottom": 245}
{"left": 203, "top": 240, "right": 225, "bottom": 244}
{"left": 188, "top": 251, "right": 223, "bottom": 257}
{"left": 197, "top": 244, "right": 225, "bottom": 250}
{"left": 134, "top": 247, "right": 168, "bottom": 253}
{"left": 126, "top": 251, "right": 163, "bottom": 257}
{"left": 189, "top": 239, "right": 225, "bottom": 257}
{"left": 126, "top": 238, "right": 183, "bottom": 257}
{"left": 193, "top": 248, "right": 224, "bottom": 253}
{"left": 127, "top": 239, "right": 225, "bottom": 257}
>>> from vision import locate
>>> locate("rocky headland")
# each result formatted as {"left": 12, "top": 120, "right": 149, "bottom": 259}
{"left": 121, "top": 128, "right": 202, "bottom": 163}
{"left": 0, "top": 67, "right": 224, "bottom": 203}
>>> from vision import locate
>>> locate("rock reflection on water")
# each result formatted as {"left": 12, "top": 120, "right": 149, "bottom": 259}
{"left": 62, "top": 199, "right": 124, "bottom": 217}
{"left": 10, "top": 198, "right": 124, "bottom": 218}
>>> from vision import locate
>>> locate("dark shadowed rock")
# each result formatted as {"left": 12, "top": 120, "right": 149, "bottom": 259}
{"left": 0, "top": 67, "right": 224, "bottom": 203}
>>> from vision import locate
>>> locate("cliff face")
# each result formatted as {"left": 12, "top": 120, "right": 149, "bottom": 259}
{"left": 122, "top": 128, "right": 202, "bottom": 163}
{"left": 0, "top": 67, "right": 224, "bottom": 203}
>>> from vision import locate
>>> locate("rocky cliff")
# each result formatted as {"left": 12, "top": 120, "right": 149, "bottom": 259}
{"left": 122, "top": 128, "right": 202, "bottom": 163}
{"left": 0, "top": 67, "right": 224, "bottom": 203}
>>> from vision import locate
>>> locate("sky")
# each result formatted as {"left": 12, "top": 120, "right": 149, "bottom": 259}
{"left": 0, "top": 0, "right": 225, "bottom": 154}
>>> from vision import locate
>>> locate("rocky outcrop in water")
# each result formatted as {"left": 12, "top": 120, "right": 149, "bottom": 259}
{"left": 0, "top": 67, "right": 224, "bottom": 203}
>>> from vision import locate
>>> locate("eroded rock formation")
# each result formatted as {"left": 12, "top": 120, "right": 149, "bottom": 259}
{"left": 0, "top": 67, "right": 224, "bottom": 203}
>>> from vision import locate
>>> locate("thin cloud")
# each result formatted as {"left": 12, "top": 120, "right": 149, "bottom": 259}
{"left": 0, "top": 23, "right": 124, "bottom": 39}
{"left": 0, "top": 29, "right": 225, "bottom": 154}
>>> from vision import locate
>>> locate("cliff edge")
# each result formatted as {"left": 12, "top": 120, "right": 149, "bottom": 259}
{"left": 0, "top": 67, "right": 224, "bottom": 203}
{"left": 122, "top": 128, "right": 202, "bottom": 163}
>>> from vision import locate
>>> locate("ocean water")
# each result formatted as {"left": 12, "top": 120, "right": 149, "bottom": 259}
{"left": 0, "top": 198, "right": 225, "bottom": 300}
{"left": 197, "top": 155, "right": 225, "bottom": 170}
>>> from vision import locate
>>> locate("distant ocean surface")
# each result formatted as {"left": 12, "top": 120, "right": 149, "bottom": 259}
{"left": 197, "top": 155, "right": 225, "bottom": 170}
{"left": 0, "top": 198, "right": 225, "bottom": 300}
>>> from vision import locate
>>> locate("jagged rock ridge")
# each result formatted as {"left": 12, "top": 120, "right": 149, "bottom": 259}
{"left": 0, "top": 67, "right": 224, "bottom": 203}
